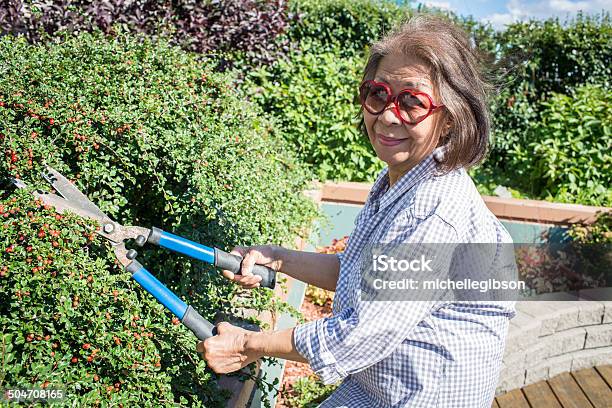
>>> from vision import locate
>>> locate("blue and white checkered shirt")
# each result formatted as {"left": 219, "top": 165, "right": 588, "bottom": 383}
{"left": 293, "top": 151, "right": 516, "bottom": 407}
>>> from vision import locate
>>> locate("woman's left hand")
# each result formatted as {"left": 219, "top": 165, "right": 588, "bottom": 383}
{"left": 196, "top": 322, "right": 262, "bottom": 374}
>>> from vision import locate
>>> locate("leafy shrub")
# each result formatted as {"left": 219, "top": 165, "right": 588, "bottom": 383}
{"left": 287, "top": 0, "right": 410, "bottom": 56}
{"left": 566, "top": 211, "right": 612, "bottom": 244}
{"left": 247, "top": 50, "right": 383, "bottom": 181}
{"left": 508, "top": 83, "right": 611, "bottom": 206}
{"left": 0, "top": 31, "right": 317, "bottom": 405}
{"left": 0, "top": 190, "right": 228, "bottom": 406}
{"left": 489, "top": 13, "right": 611, "bottom": 170}
{"left": 283, "top": 375, "right": 337, "bottom": 408}
{"left": 0, "top": 0, "right": 291, "bottom": 69}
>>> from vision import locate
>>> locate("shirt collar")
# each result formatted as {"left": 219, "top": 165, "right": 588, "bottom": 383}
{"left": 367, "top": 149, "right": 440, "bottom": 213}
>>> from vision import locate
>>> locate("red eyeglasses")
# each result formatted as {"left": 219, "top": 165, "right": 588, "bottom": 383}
{"left": 359, "top": 80, "right": 444, "bottom": 125}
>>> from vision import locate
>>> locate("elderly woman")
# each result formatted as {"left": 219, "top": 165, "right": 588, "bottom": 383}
{"left": 198, "top": 15, "right": 516, "bottom": 408}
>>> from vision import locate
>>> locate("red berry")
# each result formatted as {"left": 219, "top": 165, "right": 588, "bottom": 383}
{"left": 94, "top": 374, "right": 99, "bottom": 381}
{"left": 82, "top": 343, "right": 91, "bottom": 350}
{"left": 87, "top": 355, "right": 93, "bottom": 362}
{"left": 71, "top": 357, "right": 78, "bottom": 363}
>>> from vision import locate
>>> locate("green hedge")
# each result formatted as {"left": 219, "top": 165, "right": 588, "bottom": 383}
{"left": 489, "top": 13, "right": 611, "bottom": 170}
{"left": 508, "top": 84, "right": 611, "bottom": 205}
{"left": 0, "top": 31, "right": 317, "bottom": 406}
{"left": 248, "top": 50, "right": 383, "bottom": 181}
{"left": 287, "top": 0, "right": 410, "bottom": 56}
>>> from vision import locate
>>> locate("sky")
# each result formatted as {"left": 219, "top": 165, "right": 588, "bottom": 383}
{"left": 412, "top": 0, "right": 612, "bottom": 29}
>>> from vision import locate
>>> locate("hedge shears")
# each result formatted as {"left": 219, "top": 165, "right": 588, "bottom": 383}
{"left": 11, "top": 166, "right": 276, "bottom": 340}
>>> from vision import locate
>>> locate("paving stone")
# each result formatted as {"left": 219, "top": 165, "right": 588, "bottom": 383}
{"left": 543, "top": 298, "right": 581, "bottom": 332}
{"left": 523, "top": 340, "right": 552, "bottom": 367}
{"left": 525, "top": 361, "right": 549, "bottom": 384}
{"left": 584, "top": 323, "right": 612, "bottom": 349}
{"left": 570, "top": 346, "right": 612, "bottom": 371}
{"left": 500, "top": 353, "right": 526, "bottom": 379}
{"left": 579, "top": 288, "right": 612, "bottom": 324}
{"left": 558, "top": 327, "right": 587, "bottom": 354}
{"left": 505, "top": 311, "right": 541, "bottom": 354}
{"left": 546, "top": 353, "right": 573, "bottom": 378}
{"left": 576, "top": 300, "right": 605, "bottom": 326}
{"left": 516, "top": 301, "right": 560, "bottom": 336}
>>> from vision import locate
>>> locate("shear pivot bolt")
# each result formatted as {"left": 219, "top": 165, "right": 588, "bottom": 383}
{"left": 135, "top": 235, "right": 147, "bottom": 247}
{"left": 103, "top": 223, "right": 114, "bottom": 234}
{"left": 127, "top": 249, "right": 138, "bottom": 260}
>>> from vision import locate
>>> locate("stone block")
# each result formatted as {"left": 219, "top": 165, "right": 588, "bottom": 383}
{"left": 576, "top": 300, "right": 605, "bottom": 326}
{"left": 547, "top": 354, "right": 573, "bottom": 378}
{"left": 584, "top": 324, "right": 612, "bottom": 349}
{"left": 578, "top": 288, "right": 612, "bottom": 323}
{"left": 505, "top": 312, "right": 541, "bottom": 354}
{"left": 523, "top": 340, "right": 552, "bottom": 367}
{"left": 557, "top": 327, "right": 587, "bottom": 355}
{"left": 500, "top": 353, "right": 526, "bottom": 379}
{"left": 515, "top": 301, "right": 559, "bottom": 336}
{"left": 570, "top": 346, "right": 612, "bottom": 371}
{"left": 545, "top": 300, "right": 581, "bottom": 332}
{"left": 525, "top": 362, "right": 549, "bottom": 385}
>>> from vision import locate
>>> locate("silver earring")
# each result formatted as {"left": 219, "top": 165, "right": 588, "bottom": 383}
{"left": 433, "top": 146, "right": 445, "bottom": 161}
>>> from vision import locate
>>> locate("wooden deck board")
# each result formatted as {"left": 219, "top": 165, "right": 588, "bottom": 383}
{"left": 595, "top": 365, "right": 612, "bottom": 389}
{"left": 495, "top": 367, "right": 612, "bottom": 408}
{"left": 496, "top": 389, "right": 530, "bottom": 408}
{"left": 522, "top": 381, "right": 562, "bottom": 408}
{"left": 548, "top": 372, "right": 594, "bottom": 408}
{"left": 572, "top": 368, "right": 612, "bottom": 408}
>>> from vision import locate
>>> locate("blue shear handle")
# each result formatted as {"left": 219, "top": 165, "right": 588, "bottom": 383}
{"left": 148, "top": 227, "right": 276, "bottom": 289}
{"left": 127, "top": 261, "right": 215, "bottom": 340}
{"left": 127, "top": 261, "right": 188, "bottom": 318}
{"left": 151, "top": 228, "right": 215, "bottom": 264}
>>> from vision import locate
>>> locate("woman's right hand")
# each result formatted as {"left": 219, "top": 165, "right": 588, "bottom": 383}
{"left": 221, "top": 245, "right": 282, "bottom": 289}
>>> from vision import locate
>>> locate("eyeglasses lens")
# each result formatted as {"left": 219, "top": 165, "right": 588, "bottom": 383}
{"left": 398, "top": 92, "right": 431, "bottom": 123}
{"left": 361, "top": 82, "right": 432, "bottom": 124}
{"left": 361, "top": 84, "right": 388, "bottom": 113}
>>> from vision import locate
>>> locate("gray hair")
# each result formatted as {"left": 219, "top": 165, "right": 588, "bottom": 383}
{"left": 361, "top": 14, "right": 493, "bottom": 173}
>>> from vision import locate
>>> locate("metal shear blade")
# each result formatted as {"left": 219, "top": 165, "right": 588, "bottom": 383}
{"left": 10, "top": 167, "right": 150, "bottom": 265}
{"left": 41, "top": 166, "right": 108, "bottom": 219}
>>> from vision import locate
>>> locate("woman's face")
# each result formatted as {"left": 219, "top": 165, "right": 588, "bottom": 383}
{"left": 363, "top": 52, "right": 446, "bottom": 177}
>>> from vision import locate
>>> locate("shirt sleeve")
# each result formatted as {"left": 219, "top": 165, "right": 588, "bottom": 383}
{"left": 293, "top": 213, "right": 459, "bottom": 384}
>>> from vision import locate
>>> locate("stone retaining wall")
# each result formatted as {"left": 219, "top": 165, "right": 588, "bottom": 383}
{"left": 496, "top": 288, "right": 612, "bottom": 395}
